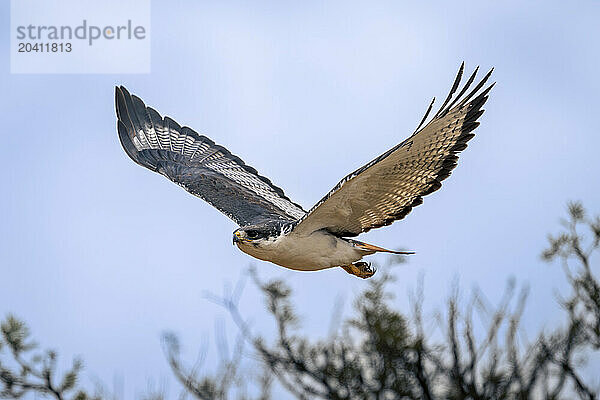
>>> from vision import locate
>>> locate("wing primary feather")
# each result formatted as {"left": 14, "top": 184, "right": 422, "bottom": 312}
{"left": 115, "top": 87, "right": 135, "bottom": 134}
{"left": 164, "top": 117, "right": 181, "bottom": 152}
{"left": 462, "top": 121, "right": 480, "bottom": 134}
{"left": 115, "top": 87, "right": 125, "bottom": 120}
{"left": 132, "top": 95, "right": 160, "bottom": 149}
{"left": 458, "top": 68, "right": 494, "bottom": 108}
{"left": 120, "top": 87, "right": 151, "bottom": 150}
{"left": 447, "top": 66, "right": 479, "bottom": 111}
{"left": 433, "top": 62, "right": 464, "bottom": 119}
{"left": 414, "top": 97, "right": 436, "bottom": 134}
{"left": 116, "top": 87, "right": 148, "bottom": 168}
{"left": 117, "top": 120, "right": 143, "bottom": 166}
{"left": 464, "top": 84, "right": 494, "bottom": 126}
{"left": 465, "top": 109, "right": 485, "bottom": 123}
{"left": 470, "top": 83, "right": 495, "bottom": 110}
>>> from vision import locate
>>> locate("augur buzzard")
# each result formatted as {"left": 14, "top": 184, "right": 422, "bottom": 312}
{"left": 115, "top": 64, "right": 494, "bottom": 278}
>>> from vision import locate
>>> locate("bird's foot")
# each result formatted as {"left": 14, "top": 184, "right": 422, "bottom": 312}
{"left": 341, "top": 262, "right": 376, "bottom": 279}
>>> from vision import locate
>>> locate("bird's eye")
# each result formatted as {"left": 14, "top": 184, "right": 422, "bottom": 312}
{"left": 246, "top": 230, "right": 259, "bottom": 239}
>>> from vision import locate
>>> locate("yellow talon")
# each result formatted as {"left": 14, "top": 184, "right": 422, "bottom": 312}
{"left": 341, "top": 262, "right": 376, "bottom": 279}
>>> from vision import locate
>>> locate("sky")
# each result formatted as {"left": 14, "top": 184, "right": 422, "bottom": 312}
{"left": 1, "top": 0, "right": 600, "bottom": 398}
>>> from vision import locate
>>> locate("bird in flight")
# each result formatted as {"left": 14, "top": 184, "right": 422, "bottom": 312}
{"left": 115, "top": 64, "right": 493, "bottom": 279}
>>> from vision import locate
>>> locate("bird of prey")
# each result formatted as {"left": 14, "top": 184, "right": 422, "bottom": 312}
{"left": 115, "top": 64, "right": 493, "bottom": 279}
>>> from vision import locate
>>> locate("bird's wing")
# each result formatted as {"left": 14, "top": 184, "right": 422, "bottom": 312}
{"left": 293, "top": 64, "right": 494, "bottom": 237}
{"left": 115, "top": 86, "right": 306, "bottom": 227}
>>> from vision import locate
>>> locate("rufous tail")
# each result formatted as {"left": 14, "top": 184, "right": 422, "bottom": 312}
{"left": 349, "top": 239, "right": 415, "bottom": 255}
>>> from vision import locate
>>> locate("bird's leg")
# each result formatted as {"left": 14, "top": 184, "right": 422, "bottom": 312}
{"left": 341, "top": 262, "right": 376, "bottom": 279}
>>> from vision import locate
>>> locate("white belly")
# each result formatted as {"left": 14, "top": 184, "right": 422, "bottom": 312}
{"left": 236, "top": 230, "right": 364, "bottom": 271}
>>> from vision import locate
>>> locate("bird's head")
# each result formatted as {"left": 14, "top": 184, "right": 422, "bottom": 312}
{"left": 232, "top": 221, "right": 291, "bottom": 248}
{"left": 233, "top": 228, "right": 265, "bottom": 245}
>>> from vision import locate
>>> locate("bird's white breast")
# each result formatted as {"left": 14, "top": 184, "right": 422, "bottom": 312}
{"left": 236, "top": 230, "right": 364, "bottom": 271}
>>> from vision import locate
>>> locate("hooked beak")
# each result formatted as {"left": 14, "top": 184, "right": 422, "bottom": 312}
{"left": 233, "top": 231, "right": 242, "bottom": 244}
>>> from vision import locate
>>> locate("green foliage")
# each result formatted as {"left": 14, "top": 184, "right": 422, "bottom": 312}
{"left": 0, "top": 316, "right": 98, "bottom": 400}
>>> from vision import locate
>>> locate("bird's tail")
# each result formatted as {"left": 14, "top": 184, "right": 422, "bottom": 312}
{"left": 349, "top": 239, "right": 415, "bottom": 255}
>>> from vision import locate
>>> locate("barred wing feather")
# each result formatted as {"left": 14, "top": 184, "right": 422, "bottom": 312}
{"left": 293, "top": 64, "right": 494, "bottom": 237}
{"left": 115, "top": 86, "right": 306, "bottom": 227}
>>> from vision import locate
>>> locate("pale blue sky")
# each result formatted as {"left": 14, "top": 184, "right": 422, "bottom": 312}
{"left": 1, "top": 0, "right": 599, "bottom": 398}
